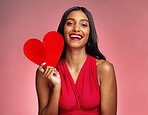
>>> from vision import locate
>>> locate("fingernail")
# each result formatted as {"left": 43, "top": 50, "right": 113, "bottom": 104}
{"left": 42, "top": 62, "right": 46, "bottom": 65}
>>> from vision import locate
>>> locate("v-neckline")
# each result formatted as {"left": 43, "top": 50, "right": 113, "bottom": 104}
{"left": 63, "top": 55, "right": 89, "bottom": 86}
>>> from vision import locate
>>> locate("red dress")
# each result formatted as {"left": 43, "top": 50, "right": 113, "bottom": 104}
{"left": 56, "top": 55, "right": 101, "bottom": 115}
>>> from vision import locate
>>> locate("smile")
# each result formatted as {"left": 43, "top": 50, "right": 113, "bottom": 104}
{"left": 69, "top": 33, "right": 83, "bottom": 40}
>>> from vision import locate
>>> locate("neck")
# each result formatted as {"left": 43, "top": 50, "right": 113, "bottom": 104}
{"left": 64, "top": 47, "right": 87, "bottom": 69}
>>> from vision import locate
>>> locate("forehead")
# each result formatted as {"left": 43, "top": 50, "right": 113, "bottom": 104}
{"left": 67, "top": 10, "right": 88, "bottom": 21}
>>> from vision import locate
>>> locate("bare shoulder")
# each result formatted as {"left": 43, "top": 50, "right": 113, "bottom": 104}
{"left": 96, "top": 59, "right": 115, "bottom": 80}
{"left": 96, "top": 59, "right": 114, "bottom": 71}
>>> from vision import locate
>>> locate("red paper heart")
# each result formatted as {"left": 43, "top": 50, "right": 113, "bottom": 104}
{"left": 23, "top": 31, "right": 64, "bottom": 67}
{"left": 23, "top": 38, "right": 45, "bottom": 65}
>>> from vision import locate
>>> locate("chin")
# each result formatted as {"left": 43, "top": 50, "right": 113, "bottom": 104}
{"left": 67, "top": 43, "right": 85, "bottom": 49}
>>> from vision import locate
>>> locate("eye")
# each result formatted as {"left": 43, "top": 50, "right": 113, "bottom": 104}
{"left": 81, "top": 22, "right": 88, "bottom": 27}
{"left": 81, "top": 23, "right": 87, "bottom": 27}
{"left": 66, "top": 22, "right": 74, "bottom": 26}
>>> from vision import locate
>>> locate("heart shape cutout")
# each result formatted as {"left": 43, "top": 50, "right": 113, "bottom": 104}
{"left": 23, "top": 31, "right": 64, "bottom": 67}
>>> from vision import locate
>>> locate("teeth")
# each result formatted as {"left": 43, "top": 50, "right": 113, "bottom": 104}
{"left": 70, "top": 35, "right": 82, "bottom": 38}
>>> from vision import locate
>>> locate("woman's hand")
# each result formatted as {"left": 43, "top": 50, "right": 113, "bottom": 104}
{"left": 38, "top": 63, "right": 61, "bottom": 87}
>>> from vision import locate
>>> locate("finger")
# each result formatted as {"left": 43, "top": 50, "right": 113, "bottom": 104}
{"left": 44, "top": 67, "right": 56, "bottom": 78}
{"left": 49, "top": 68, "right": 58, "bottom": 76}
{"left": 50, "top": 70, "right": 61, "bottom": 82}
{"left": 50, "top": 67, "right": 58, "bottom": 74}
{"left": 48, "top": 70, "right": 56, "bottom": 80}
{"left": 46, "top": 69, "right": 52, "bottom": 80}
{"left": 46, "top": 68, "right": 53, "bottom": 79}
{"left": 40, "top": 62, "right": 46, "bottom": 67}
{"left": 46, "top": 66, "right": 55, "bottom": 70}
{"left": 46, "top": 66, "right": 58, "bottom": 74}
{"left": 43, "top": 67, "right": 50, "bottom": 78}
{"left": 48, "top": 69, "right": 58, "bottom": 79}
{"left": 38, "top": 62, "right": 46, "bottom": 73}
{"left": 51, "top": 68, "right": 59, "bottom": 75}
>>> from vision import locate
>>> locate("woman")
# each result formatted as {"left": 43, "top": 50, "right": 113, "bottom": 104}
{"left": 36, "top": 6, "right": 117, "bottom": 115}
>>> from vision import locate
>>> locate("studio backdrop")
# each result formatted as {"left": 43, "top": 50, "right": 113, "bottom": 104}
{"left": 0, "top": 0, "right": 148, "bottom": 115}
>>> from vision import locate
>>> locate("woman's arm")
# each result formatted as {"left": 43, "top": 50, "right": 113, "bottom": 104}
{"left": 36, "top": 64, "right": 61, "bottom": 115}
{"left": 97, "top": 60, "right": 117, "bottom": 115}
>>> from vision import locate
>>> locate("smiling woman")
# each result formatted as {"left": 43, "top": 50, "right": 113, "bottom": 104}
{"left": 64, "top": 10, "right": 90, "bottom": 49}
{"left": 36, "top": 6, "right": 117, "bottom": 115}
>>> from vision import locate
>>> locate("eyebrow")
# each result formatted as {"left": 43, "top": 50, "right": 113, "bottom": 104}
{"left": 66, "top": 18, "right": 89, "bottom": 22}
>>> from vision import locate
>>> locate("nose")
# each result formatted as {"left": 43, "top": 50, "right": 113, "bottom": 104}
{"left": 73, "top": 24, "right": 80, "bottom": 32}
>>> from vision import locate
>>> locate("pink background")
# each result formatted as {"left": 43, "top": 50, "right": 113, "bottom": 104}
{"left": 0, "top": 0, "right": 148, "bottom": 114}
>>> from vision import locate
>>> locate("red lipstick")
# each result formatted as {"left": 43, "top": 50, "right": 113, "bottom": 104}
{"left": 69, "top": 33, "right": 83, "bottom": 40}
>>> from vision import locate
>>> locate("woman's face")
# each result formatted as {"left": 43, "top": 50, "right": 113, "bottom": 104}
{"left": 64, "top": 10, "right": 90, "bottom": 49}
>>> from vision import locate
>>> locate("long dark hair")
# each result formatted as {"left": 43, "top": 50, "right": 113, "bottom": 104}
{"left": 57, "top": 6, "right": 106, "bottom": 60}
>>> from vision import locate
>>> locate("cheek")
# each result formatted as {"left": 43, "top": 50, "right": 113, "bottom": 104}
{"left": 64, "top": 25, "right": 70, "bottom": 34}
{"left": 64, "top": 26, "right": 68, "bottom": 38}
{"left": 84, "top": 29, "right": 90, "bottom": 43}
{"left": 83, "top": 28, "right": 90, "bottom": 38}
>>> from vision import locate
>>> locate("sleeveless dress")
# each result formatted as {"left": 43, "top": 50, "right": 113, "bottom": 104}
{"left": 56, "top": 55, "right": 101, "bottom": 115}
